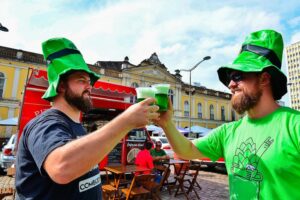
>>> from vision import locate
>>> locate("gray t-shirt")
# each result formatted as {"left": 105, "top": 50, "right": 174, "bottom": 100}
{"left": 16, "top": 109, "right": 102, "bottom": 200}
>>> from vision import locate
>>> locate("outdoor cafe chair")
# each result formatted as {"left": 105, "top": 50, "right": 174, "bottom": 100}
{"left": 121, "top": 174, "right": 156, "bottom": 200}
{"left": 183, "top": 162, "right": 202, "bottom": 199}
{"left": 102, "top": 184, "right": 117, "bottom": 200}
{"left": 173, "top": 161, "right": 191, "bottom": 199}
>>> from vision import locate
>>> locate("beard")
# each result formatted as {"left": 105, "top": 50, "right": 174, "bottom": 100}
{"left": 231, "top": 87, "right": 262, "bottom": 115}
{"left": 64, "top": 84, "right": 93, "bottom": 113}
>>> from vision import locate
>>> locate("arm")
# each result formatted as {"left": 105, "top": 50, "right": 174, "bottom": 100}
{"left": 153, "top": 99, "right": 205, "bottom": 160}
{"left": 44, "top": 98, "right": 159, "bottom": 184}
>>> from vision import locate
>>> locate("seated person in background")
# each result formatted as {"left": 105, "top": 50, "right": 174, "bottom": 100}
{"left": 134, "top": 141, "right": 154, "bottom": 175}
{"left": 150, "top": 141, "right": 170, "bottom": 165}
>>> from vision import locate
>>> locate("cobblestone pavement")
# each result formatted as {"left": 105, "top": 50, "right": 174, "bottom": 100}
{"left": 0, "top": 167, "right": 229, "bottom": 200}
{"left": 161, "top": 167, "right": 229, "bottom": 200}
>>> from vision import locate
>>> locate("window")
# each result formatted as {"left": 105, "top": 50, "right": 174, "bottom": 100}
{"left": 0, "top": 72, "right": 5, "bottom": 98}
{"left": 184, "top": 101, "right": 189, "bottom": 117}
{"left": 221, "top": 106, "right": 225, "bottom": 121}
{"left": 231, "top": 110, "right": 236, "bottom": 121}
{"left": 197, "top": 103, "right": 202, "bottom": 118}
{"left": 209, "top": 105, "right": 214, "bottom": 120}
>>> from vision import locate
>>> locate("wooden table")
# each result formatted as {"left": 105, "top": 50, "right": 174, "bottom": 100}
{"left": 104, "top": 165, "right": 150, "bottom": 191}
{"left": 162, "top": 159, "right": 190, "bottom": 175}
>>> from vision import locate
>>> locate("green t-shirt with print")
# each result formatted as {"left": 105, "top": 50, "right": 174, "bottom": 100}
{"left": 150, "top": 149, "right": 167, "bottom": 165}
{"left": 193, "top": 107, "right": 300, "bottom": 200}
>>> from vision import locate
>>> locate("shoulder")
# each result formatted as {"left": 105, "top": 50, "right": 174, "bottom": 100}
{"left": 209, "top": 119, "right": 243, "bottom": 136}
{"left": 277, "top": 106, "right": 300, "bottom": 118}
{"left": 23, "top": 109, "right": 73, "bottom": 136}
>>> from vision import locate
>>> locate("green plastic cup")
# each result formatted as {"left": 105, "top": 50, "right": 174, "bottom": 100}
{"left": 152, "top": 84, "right": 170, "bottom": 112}
{"left": 135, "top": 87, "right": 155, "bottom": 103}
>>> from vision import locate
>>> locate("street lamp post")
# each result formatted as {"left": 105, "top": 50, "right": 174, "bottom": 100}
{"left": 179, "top": 56, "right": 211, "bottom": 136}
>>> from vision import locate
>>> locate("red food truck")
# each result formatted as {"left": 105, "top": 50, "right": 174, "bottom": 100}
{"left": 17, "top": 68, "right": 152, "bottom": 169}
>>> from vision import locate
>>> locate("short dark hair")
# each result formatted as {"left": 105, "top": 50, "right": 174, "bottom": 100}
{"left": 144, "top": 141, "right": 152, "bottom": 150}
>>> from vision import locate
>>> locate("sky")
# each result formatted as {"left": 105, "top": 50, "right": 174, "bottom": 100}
{"left": 1, "top": 0, "right": 300, "bottom": 105}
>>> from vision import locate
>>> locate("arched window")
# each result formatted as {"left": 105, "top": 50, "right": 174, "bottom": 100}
{"left": 184, "top": 101, "right": 189, "bottom": 117}
{"left": 209, "top": 104, "right": 214, "bottom": 120}
{"left": 221, "top": 106, "right": 225, "bottom": 121}
{"left": 131, "top": 82, "right": 139, "bottom": 88}
{"left": 197, "top": 103, "right": 202, "bottom": 119}
{"left": 231, "top": 110, "right": 236, "bottom": 121}
{"left": 169, "top": 89, "right": 174, "bottom": 105}
{"left": 0, "top": 72, "right": 5, "bottom": 98}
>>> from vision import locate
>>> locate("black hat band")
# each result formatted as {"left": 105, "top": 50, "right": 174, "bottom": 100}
{"left": 241, "top": 44, "right": 281, "bottom": 69}
{"left": 46, "top": 48, "right": 81, "bottom": 62}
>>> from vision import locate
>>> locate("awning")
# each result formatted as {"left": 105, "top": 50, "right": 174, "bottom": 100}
{"left": 0, "top": 117, "right": 18, "bottom": 126}
{"left": 187, "top": 125, "right": 211, "bottom": 134}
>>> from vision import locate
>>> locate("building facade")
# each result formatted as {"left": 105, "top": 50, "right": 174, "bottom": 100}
{"left": 0, "top": 47, "right": 241, "bottom": 138}
{"left": 286, "top": 41, "right": 300, "bottom": 111}
{"left": 0, "top": 46, "right": 46, "bottom": 138}
{"left": 96, "top": 53, "right": 241, "bottom": 130}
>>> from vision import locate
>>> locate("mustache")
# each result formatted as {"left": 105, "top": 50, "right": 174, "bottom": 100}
{"left": 231, "top": 88, "right": 242, "bottom": 94}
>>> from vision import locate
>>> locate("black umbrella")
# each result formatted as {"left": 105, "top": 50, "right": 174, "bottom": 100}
{"left": 0, "top": 23, "right": 9, "bottom": 32}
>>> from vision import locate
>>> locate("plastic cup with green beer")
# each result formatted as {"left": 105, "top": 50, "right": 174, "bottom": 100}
{"left": 135, "top": 87, "right": 156, "bottom": 103}
{"left": 152, "top": 84, "right": 170, "bottom": 112}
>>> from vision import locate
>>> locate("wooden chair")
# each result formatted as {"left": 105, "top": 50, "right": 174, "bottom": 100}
{"left": 121, "top": 174, "right": 155, "bottom": 200}
{"left": 141, "top": 165, "right": 171, "bottom": 200}
{"left": 183, "top": 162, "right": 202, "bottom": 199}
{"left": 102, "top": 184, "right": 117, "bottom": 200}
{"left": 173, "top": 162, "right": 191, "bottom": 199}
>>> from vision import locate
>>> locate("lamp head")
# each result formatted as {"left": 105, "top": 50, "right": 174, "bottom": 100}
{"left": 203, "top": 56, "right": 211, "bottom": 60}
{"left": 0, "top": 23, "right": 9, "bottom": 32}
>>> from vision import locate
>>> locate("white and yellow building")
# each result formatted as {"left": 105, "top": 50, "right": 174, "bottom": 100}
{"left": 0, "top": 47, "right": 241, "bottom": 139}
{"left": 286, "top": 41, "right": 300, "bottom": 111}
{"left": 0, "top": 46, "right": 45, "bottom": 138}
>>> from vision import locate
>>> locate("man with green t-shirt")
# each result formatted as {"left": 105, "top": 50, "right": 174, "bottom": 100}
{"left": 150, "top": 141, "right": 170, "bottom": 165}
{"left": 154, "top": 30, "right": 300, "bottom": 199}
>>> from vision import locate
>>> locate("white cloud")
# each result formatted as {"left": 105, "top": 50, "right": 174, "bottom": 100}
{"left": 0, "top": 0, "right": 298, "bottom": 105}
{"left": 290, "top": 31, "right": 300, "bottom": 44}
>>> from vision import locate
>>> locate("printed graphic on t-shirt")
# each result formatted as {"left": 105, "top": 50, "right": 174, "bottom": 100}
{"left": 79, "top": 173, "right": 101, "bottom": 192}
{"left": 231, "top": 137, "right": 273, "bottom": 199}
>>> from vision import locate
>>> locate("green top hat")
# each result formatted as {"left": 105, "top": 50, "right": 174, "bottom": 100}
{"left": 217, "top": 30, "right": 287, "bottom": 100}
{"left": 41, "top": 37, "right": 100, "bottom": 101}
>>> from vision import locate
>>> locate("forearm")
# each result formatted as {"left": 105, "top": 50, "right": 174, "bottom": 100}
{"left": 162, "top": 120, "right": 204, "bottom": 160}
{"left": 44, "top": 113, "right": 133, "bottom": 184}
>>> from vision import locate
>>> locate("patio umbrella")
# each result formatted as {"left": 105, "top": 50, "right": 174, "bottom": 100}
{"left": 0, "top": 117, "right": 18, "bottom": 126}
{"left": 188, "top": 125, "right": 211, "bottom": 134}
{"left": 146, "top": 124, "right": 163, "bottom": 133}
{"left": 176, "top": 126, "right": 190, "bottom": 134}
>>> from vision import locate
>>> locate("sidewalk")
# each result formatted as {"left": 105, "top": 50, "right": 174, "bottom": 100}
{"left": 160, "top": 168, "right": 229, "bottom": 200}
{"left": 0, "top": 168, "right": 229, "bottom": 200}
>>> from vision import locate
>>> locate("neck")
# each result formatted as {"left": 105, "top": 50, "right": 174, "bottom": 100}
{"left": 52, "top": 97, "right": 81, "bottom": 123}
{"left": 247, "top": 93, "right": 280, "bottom": 119}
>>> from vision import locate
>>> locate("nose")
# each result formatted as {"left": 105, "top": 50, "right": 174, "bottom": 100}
{"left": 228, "top": 79, "right": 237, "bottom": 89}
{"left": 85, "top": 83, "right": 92, "bottom": 92}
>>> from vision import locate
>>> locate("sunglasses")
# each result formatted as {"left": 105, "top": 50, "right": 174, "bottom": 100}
{"left": 229, "top": 72, "right": 244, "bottom": 83}
{"left": 228, "top": 72, "right": 261, "bottom": 83}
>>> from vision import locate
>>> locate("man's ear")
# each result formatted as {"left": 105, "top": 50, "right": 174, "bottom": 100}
{"left": 260, "top": 72, "right": 271, "bottom": 87}
{"left": 57, "top": 81, "right": 66, "bottom": 93}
